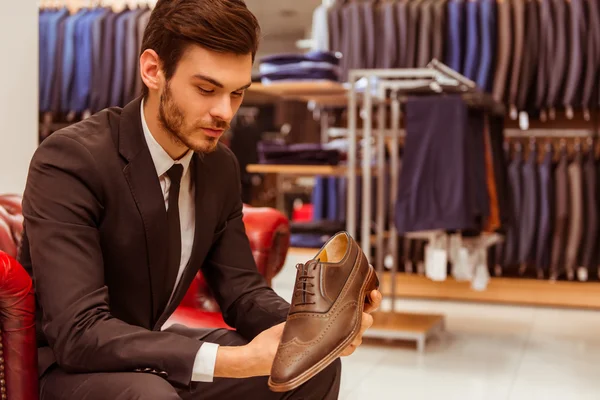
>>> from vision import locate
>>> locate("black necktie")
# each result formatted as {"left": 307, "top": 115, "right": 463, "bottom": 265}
{"left": 164, "top": 164, "right": 183, "bottom": 303}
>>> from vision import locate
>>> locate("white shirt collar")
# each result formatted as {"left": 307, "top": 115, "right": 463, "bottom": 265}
{"left": 140, "top": 99, "right": 193, "bottom": 178}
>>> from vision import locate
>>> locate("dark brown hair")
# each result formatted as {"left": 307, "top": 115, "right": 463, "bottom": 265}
{"left": 140, "top": 0, "right": 261, "bottom": 97}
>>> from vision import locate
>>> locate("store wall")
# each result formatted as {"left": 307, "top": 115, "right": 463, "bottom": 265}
{"left": 0, "top": 1, "right": 38, "bottom": 195}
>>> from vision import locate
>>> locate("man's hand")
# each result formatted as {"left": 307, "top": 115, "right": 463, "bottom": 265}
{"left": 214, "top": 322, "right": 285, "bottom": 379}
{"left": 340, "top": 289, "right": 382, "bottom": 357}
{"left": 215, "top": 288, "right": 382, "bottom": 378}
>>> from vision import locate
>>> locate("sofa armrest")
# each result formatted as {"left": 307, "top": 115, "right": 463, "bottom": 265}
{"left": 0, "top": 252, "right": 38, "bottom": 400}
{"left": 242, "top": 204, "right": 290, "bottom": 285}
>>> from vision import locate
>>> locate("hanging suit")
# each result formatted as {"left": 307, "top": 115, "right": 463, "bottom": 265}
{"left": 463, "top": 0, "right": 480, "bottom": 80}
{"left": 396, "top": 0, "right": 410, "bottom": 68}
{"left": 380, "top": 1, "right": 398, "bottom": 69}
{"left": 417, "top": 0, "right": 434, "bottom": 67}
{"left": 446, "top": 0, "right": 466, "bottom": 73}
{"left": 536, "top": 0, "right": 554, "bottom": 116}
{"left": 133, "top": 9, "right": 152, "bottom": 101}
{"left": 407, "top": 0, "right": 424, "bottom": 68}
{"left": 535, "top": 144, "right": 554, "bottom": 276}
{"left": 546, "top": 0, "right": 568, "bottom": 116}
{"left": 581, "top": 149, "right": 598, "bottom": 279}
{"left": 50, "top": 16, "right": 67, "bottom": 115}
{"left": 508, "top": 0, "right": 525, "bottom": 115}
{"left": 503, "top": 145, "right": 524, "bottom": 267}
{"left": 517, "top": 0, "right": 539, "bottom": 113}
{"left": 582, "top": 0, "right": 600, "bottom": 117}
{"left": 565, "top": 151, "right": 584, "bottom": 281}
{"left": 361, "top": 1, "right": 376, "bottom": 69}
{"left": 476, "top": 0, "right": 496, "bottom": 92}
{"left": 431, "top": 0, "right": 447, "bottom": 62}
{"left": 492, "top": 0, "right": 513, "bottom": 103}
{"left": 518, "top": 142, "right": 539, "bottom": 270}
{"left": 550, "top": 148, "right": 570, "bottom": 279}
{"left": 563, "top": 0, "right": 587, "bottom": 116}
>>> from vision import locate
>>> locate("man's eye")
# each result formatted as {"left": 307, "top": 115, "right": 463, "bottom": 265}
{"left": 232, "top": 91, "right": 244, "bottom": 97}
{"left": 198, "top": 87, "right": 214, "bottom": 94}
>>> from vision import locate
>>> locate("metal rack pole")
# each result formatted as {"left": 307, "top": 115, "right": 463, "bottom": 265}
{"left": 376, "top": 84, "right": 386, "bottom": 274}
{"left": 346, "top": 75, "right": 358, "bottom": 238}
{"left": 389, "top": 91, "right": 401, "bottom": 311}
{"left": 361, "top": 77, "right": 373, "bottom": 259}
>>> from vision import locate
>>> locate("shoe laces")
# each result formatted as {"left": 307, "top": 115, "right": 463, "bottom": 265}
{"left": 293, "top": 260, "right": 318, "bottom": 306}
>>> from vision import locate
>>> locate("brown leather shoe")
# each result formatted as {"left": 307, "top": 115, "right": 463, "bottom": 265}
{"left": 268, "top": 231, "right": 379, "bottom": 392}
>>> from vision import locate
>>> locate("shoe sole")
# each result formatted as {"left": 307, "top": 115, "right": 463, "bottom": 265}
{"left": 268, "top": 265, "right": 380, "bottom": 392}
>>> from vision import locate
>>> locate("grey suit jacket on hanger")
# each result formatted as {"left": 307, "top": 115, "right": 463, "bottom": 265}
{"left": 546, "top": 0, "right": 568, "bottom": 116}
{"left": 582, "top": 0, "right": 600, "bottom": 117}
{"left": 396, "top": 0, "right": 409, "bottom": 68}
{"left": 432, "top": 0, "right": 448, "bottom": 62}
{"left": 550, "top": 148, "right": 570, "bottom": 280}
{"left": 536, "top": 0, "right": 554, "bottom": 116}
{"left": 508, "top": 0, "right": 525, "bottom": 116}
{"left": 563, "top": 0, "right": 587, "bottom": 116}
{"left": 565, "top": 151, "right": 584, "bottom": 281}
{"left": 517, "top": 0, "right": 539, "bottom": 112}
{"left": 581, "top": 150, "right": 598, "bottom": 278}
{"left": 493, "top": 0, "right": 513, "bottom": 103}
{"left": 417, "top": 0, "right": 434, "bottom": 67}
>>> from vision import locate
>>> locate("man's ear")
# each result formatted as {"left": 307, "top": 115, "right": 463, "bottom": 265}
{"left": 140, "top": 49, "right": 163, "bottom": 93}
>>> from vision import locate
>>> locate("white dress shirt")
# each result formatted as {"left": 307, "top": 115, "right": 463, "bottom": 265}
{"left": 141, "top": 101, "right": 219, "bottom": 383}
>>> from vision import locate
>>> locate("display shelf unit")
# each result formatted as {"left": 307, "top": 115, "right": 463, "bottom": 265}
{"left": 380, "top": 273, "right": 600, "bottom": 310}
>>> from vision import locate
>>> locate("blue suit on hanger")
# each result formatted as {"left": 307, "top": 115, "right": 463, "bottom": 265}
{"left": 445, "top": 0, "right": 466, "bottom": 73}
{"left": 61, "top": 9, "right": 88, "bottom": 113}
{"left": 40, "top": 9, "right": 69, "bottom": 112}
{"left": 463, "top": 0, "right": 480, "bottom": 81}
{"left": 110, "top": 10, "right": 135, "bottom": 107}
{"left": 72, "top": 8, "right": 107, "bottom": 112}
{"left": 476, "top": 0, "right": 496, "bottom": 92}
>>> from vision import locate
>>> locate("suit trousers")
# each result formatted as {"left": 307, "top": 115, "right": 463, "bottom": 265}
{"left": 39, "top": 326, "right": 342, "bottom": 400}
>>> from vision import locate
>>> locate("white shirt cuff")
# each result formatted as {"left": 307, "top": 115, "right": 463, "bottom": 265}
{"left": 191, "top": 343, "right": 220, "bottom": 382}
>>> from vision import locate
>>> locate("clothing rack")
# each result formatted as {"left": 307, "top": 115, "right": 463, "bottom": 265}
{"left": 344, "top": 63, "right": 508, "bottom": 347}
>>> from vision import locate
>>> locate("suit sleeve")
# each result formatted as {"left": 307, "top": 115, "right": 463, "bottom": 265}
{"left": 22, "top": 134, "right": 202, "bottom": 387}
{"left": 200, "top": 149, "right": 290, "bottom": 340}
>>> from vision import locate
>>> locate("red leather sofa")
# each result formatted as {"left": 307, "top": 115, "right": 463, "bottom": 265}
{"left": 0, "top": 194, "right": 290, "bottom": 399}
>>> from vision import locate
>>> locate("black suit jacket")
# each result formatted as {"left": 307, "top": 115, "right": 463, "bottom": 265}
{"left": 18, "top": 98, "right": 289, "bottom": 388}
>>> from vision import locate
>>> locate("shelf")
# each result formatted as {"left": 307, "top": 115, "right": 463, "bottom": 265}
{"left": 247, "top": 82, "right": 348, "bottom": 106}
{"left": 379, "top": 272, "right": 600, "bottom": 310}
{"left": 249, "top": 81, "right": 347, "bottom": 96}
{"left": 247, "top": 164, "right": 352, "bottom": 176}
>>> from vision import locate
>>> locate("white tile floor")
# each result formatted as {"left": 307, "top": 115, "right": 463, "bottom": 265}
{"left": 272, "top": 249, "right": 600, "bottom": 400}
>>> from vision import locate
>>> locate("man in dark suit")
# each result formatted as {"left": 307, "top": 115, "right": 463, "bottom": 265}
{"left": 19, "top": 1, "right": 381, "bottom": 399}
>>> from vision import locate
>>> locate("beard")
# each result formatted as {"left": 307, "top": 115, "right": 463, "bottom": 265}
{"left": 158, "top": 83, "right": 229, "bottom": 154}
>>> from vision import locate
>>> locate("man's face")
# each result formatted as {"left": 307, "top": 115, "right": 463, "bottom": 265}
{"left": 157, "top": 46, "right": 253, "bottom": 154}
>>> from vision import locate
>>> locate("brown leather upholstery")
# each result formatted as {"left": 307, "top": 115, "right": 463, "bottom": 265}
{"left": 0, "top": 193, "right": 290, "bottom": 398}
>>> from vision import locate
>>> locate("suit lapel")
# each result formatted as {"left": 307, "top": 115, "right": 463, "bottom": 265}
{"left": 154, "top": 154, "right": 217, "bottom": 330}
{"left": 119, "top": 98, "right": 170, "bottom": 323}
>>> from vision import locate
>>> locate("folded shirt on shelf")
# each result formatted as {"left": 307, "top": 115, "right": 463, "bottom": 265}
{"left": 260, "top": 69, "right": 341, "bottom": 84}
{"left": 260, "top": 51, "right": 342, "bottom": 66}
{"left": 290, "top": 220, "right": 347, "bottom": 235}
{"left": 259, "top": 51, "right": 342, "bottom": 84}
{"left": 290, "top": 233, "right": 331, "bottom": 249}
{"left": 257, "top": 141, "right": 341, "bottom": 165}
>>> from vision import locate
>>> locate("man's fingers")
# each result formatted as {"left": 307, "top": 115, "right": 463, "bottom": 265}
{"left": 361, "top": 312, "right": 374, "bottom": 333}
{"left": 364, "top": 290, "right": 382, "bottom": 313}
